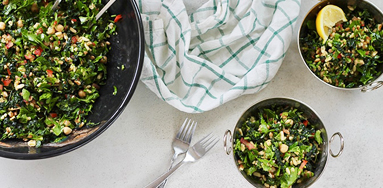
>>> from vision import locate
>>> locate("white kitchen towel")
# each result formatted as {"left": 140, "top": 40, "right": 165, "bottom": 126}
{"left": 136, "top": 0, "right": 301, "bottom": 113}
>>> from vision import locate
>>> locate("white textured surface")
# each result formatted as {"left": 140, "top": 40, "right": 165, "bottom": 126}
{"left": 2, "top": 0, "right": 383, "bottom": 187}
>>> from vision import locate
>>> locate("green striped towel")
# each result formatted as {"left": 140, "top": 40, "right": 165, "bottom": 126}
{"left": 137, "top": 0, "right": 301, "bottom": 113}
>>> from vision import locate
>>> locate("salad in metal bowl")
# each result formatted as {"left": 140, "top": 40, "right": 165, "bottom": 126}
{"left": 234, "top": 105, "right": 323, "bottom": 188}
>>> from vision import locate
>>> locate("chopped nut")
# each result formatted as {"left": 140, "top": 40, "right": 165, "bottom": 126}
{"left": 63, "top": 127, "right": 72, "bottom": 135}
{"left": 28, "top": 140, "right": 36, "bottom": 147}
{"left": 47, "top": 27, "right": 55, "bottom": 35}
{"left": 240, "top": 143, "right": 245, "bottom": 152}
{"left": 70, "top": 27, "right": 77, "bottom": 33}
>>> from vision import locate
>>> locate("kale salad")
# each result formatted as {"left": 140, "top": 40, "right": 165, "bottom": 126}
{"left": 300, "top": 6, "right": 383, "bottom": 88}
{"left": 0, "top": 0, "right": 118, "bottom": 147}
{"left": 234, "top": 105, "right": 323, "bottom": 188}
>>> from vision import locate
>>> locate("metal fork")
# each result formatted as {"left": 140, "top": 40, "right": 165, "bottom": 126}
{"left": 169, "top": 118, "right": 197, "bottom": 167}
{"left": 158, "top": 118, "right": 197, "bottom": 187}
{"left": 145, "top": 133, "right": 219, "bottom": 188}
{"left": 52, "top": 0, "right": 61, "bottom": 11}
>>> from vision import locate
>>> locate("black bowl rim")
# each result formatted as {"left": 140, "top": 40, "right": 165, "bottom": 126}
{"left": 0, "top": 0, "right": 145, "bottom": 160}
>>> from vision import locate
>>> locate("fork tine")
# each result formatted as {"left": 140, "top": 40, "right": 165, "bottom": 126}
{"left": 204, "top": 137, "right": 219, "bottom": 152}
{"left": 196, "top": 132, "right": 212, "bottom": 145}
{"left": 199, "top": 133, "right": 214, "bottom": 146}
{"left": 176, "top": 118, "right": 189, "bottom": 139}
{"left": 185, "top": 122, "right": 197, "bottom": 144}
{"left": 180, "top": 119, "right": 192, "bottom": 140}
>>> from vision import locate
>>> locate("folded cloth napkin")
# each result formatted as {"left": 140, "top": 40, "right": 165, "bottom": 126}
{"left": 137, "top": 0, "right": 301, "bottom": 113}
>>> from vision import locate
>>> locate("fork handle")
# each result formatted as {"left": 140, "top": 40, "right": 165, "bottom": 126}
{"left": 145, "top": 161, "right": 186, "bottom": 188}
{"left": 156, "top": 153, "right": 179, "bottom": 188}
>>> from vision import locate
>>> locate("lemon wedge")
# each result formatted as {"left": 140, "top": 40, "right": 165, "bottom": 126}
{"left": 316, "top": 5, "right": 347, "bottom": 43}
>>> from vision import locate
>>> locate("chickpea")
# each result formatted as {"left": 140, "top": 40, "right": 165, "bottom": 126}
{"left": 100, "top": 56, "right": 107, "bottom": 64}
{"left": 31, "top": 3, "right": 39, "bottom": 13}
{"left": 279, "top": 144, "right": 288, "bottom": 153}
{"left": 2, "top": 0, "right": 8, "bottom": 5}
{"left": 17, "top": 19, "right": 23, "bottom": 28}
{"left": 55, "top": 24, "right": 64, "bottom": 32}
{"left": 78, "top": 90, "right": 86, "bottom": 98}
{"left": 0, "top": 22, "right": 5, "bottom": 30}
{"left": 63, "top": 127, "right": 72, "bottom": 135}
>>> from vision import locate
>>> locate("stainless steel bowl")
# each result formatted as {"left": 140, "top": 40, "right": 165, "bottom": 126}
{"left": 223, "top": 97, "right": 344, "bottom": 188}
{"left": 298, "top": 0, "right": 383, "bottom": 92}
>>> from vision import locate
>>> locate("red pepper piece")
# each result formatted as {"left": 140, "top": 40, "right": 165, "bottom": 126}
{"left": 6, "top": 42, "right": 13, "bottom": 49}
{"left": 240, "top": 137, "right": 256, "bottom": 150}
{"left": 114, "top": 14, "right": 123, "bottom": 23}
{"left": 34, "top": 47, "right": 43, "bottom": 56}
{"left": 46, "top": 69, "right": 54, "bottom": 77}
{"left": 2, "top": 79, "right": 12, "bottom": 86}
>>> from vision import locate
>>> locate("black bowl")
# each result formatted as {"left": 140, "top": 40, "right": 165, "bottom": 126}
{"left": 0, "top": 0, "right": 144, "bottom": 159}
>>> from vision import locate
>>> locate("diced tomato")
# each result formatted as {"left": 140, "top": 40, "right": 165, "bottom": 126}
{"left": 6, "top": 68, "right": 11, "bottom": 76}
{"left": 240, "top": 137, "right": 256, "bottom": 150}
{"left": 71, "top": 19, "right": 77, "bottom": 22}
{"left": 114, "top": 14, "right": 123, "bottom": 23}
{"left": 37, "top": 28, "right": 43, "bottom": 35}
{"left": 0, "top": 84, "right": 3, "bottom": 91}
{"left": 6, "top": 42, "right": 13, "bottom": 49}
{"left": 299, "top": 160, "right": 308, "bottom": 171}
{"left": 54, "top": 21, "right": 57, "bottom": 25}
{"left": 337, "top": 54, "right": 342, "bottom": 59}
{"left": 46, "top": 69, "right": 53, "bottom": 77}
{"left": 34, "top": 47, "right": 43, "bottom": 56}
{"left": 2, "top": 79, "right": 12, "bottom": 86}
{"left": 71, "top": 36, "right": 77, "bottom": 44}
{"left": 25, "top": 54, "right": 35, "bottom": 60}
{"left": 302, "top": 120, "right": 308, "bottom": 126}
{"left": 50, "top": 113, "right": 58, "bottom": 118}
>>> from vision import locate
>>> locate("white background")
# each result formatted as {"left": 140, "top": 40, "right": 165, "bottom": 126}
{"left": 2, "top": 0, "right": 383, "bottom": 187}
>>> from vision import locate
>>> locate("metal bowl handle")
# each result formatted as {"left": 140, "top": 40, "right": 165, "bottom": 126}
{"left": 361, "top": 81, "right": 383, "bottom": 92}
{"left": 223, "top": 130, "right": 232, "bottom": 155}
{"left": 329, "top": 132, "right": 344, "bottom": 158}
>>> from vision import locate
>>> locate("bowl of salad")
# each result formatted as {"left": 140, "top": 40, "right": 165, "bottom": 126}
{"left": 298, "top": 0, "right": 383, "bottom": 92}
{"left": 223, "top": 97, "right": 344, "bottom": 188}
{"left": 0, "top": 0, "right": 144, "bottom": 159}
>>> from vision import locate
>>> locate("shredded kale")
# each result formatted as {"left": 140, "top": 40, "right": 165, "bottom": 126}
{"left": 234, "top": 105, "right": 322, "bottom": 188}
{"left": 0, "top": 0, "right": 117, "bottom": 146}
{"left": 300, "top": 8, "right": 383, "bottom": 88}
